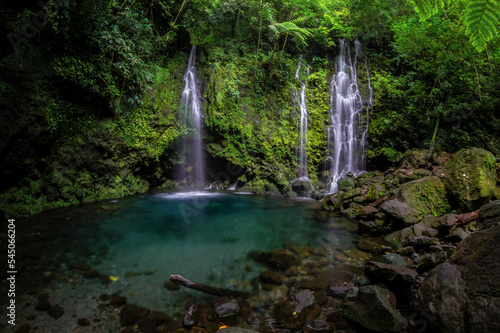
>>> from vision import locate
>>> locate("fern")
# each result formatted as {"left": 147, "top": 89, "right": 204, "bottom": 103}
{"left": 413, "top": 0, "right": 500, "bottom": 52}
{"left": 414, "top": 0, "right": 452, "bottom": 21}
{"left": 465, "top": 0, "right": 500, "bottom": 52}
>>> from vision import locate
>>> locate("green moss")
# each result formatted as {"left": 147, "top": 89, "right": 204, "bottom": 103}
{"left": 400, "top": 176, "right": 450, "bottom": 221}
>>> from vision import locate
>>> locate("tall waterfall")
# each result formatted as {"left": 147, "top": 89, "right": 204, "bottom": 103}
{"left": 295, "top": 55, "right": 309, "bottom": 179}
{"left": 178, "top": 45, "right": 204, "bottom": 185}
{"left": 327, "top": 40, "right": 372, "bottom": 193}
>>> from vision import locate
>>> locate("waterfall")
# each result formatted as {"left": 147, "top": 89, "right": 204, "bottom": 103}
{"left": 327, "top": 40, "right": 372, "bottom": 193}
{"left": 295, "top": 55, "right": 309, "bottom": 179}
{"left": 178, "top": 45, "right": 204, "bottom": 185}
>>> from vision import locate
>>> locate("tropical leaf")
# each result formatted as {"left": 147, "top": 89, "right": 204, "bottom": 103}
{"left": 413, "top": 0, "right": 500, "bottom": 52}
{"left": 464, "top": 0, "right": 500, "bottom": 52}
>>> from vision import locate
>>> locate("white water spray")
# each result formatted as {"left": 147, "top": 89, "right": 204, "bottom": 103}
{"left": 179, "top": 45, "right": 204, "bottom": 184}
{"left": 295, "top": 55, "right": 309, "bottom": 179}
{"left": 327, "top": 40, "right": 372, "bottom": 193}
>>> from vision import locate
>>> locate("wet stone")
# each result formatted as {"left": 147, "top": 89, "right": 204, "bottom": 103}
{"left": 164, "top": 280, "right": 181, "bottom": 291}
{"left": 78, "top": 318, "right": 91, "bottom": 326}
{"left": 14, "top": 323, "right": 31, "bottom": 333}
{"left": 35, "top": 293, "right": 51, "bottom": 311}
{"left": 260, "top": 271, "right": 284, "bottom": 284}
{"left": 211, "top": 297, "right": 251, "bottom": 326}
{"left": 183, "top": 304, "right": 210, "bottom": 327}
{"left": 274, "top": 289, "right": 321, "bottom": 330}
{"left": 303, "top": 319, "right": 334, "bottom": 332}
{"left": 110, "top": 293, "right": 127, "bottom": 307}
{"left": 120, "top": 304, "right": 150, "bottom": 326}
{"left": 47, "top": 305, "right": 64, "bottom": 319}
{"left": 83, "top": 268, "right": 100, "bottom": 278}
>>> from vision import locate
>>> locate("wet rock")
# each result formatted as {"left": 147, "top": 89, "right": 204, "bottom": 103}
{"left": 422, "top": 228, "right": 439, "bottom": 237}
{"left": 78, "top": 318, "right": 91, "bottom": 326}
{"left": 338, "top": 175, "right": 355, "bottom": 191}
{"left": 183, "top": 304, "right": 210, "bottom": 328}
{"left": 215, "top": 328, "right": 259, "bottom": 333}
{"left": 303, "top": 319, "right": 334, "bottom": 333}
{"left": 313, "top": 290, "right": 328, "bottom": 305}
{"left": 268, "top": 249, "right": 299, "bottom": 270}
{"left": 446, "top": 227, "right": 468, "bottom": 243}
{"left": 47, "top": 305, "right": 64, "bottom": 319}
{"left": 120, "top": 304, "right": 150, "bottom": 326}
{"left": 416, "top": 252, "right": 448, "bottom": 274}
{"left": 274, "top": 289, "right": 321, "bottom": 330}
{"left": 400, "top": 149, "right": 429, "bottom": 169}
{"left": 291, "top": 246, "right": 314, "bottom": 257}
{"left": 382, "top": 177, "right": 449, "bottom": 226}
{"left": 260, "top": 271, "right": 284, "bottom": 285}
{"left": 321, "top": 191, "right": 344, "bottom": 211}
{"left": 291, "top": 179, "right": 314, "bottom": 197}
{"left": 164, "top": 280, "right": 181, "bottom": 291}
{"left": 343, "top": 285, "right": 407, "bottom": 332}
{"left": 299, "top": 265, "right": 362, "bottom": 290}
{"left": 344, "top": 188, "right": 363, "bottom": 200}
{"left": 84, "top": 268, "right": 100, "bottom": 278}
{"left": 35, "top": 293, "right": 51, "bottom": 311}
{"left": 364, "top": 261, "right": 418, "bottom": 290}
{"left": 110, "top": 294, "right": 127, "bottom": 307}
{"left": 443, "top": 148, "right": 497, "bottom": 211}
{"left": 417, "top": 263, "right": 467, "bottom": 332}
{"left": 478, "top": 199, "right": 500, "bottom": 229}
{"left": 14, "top": 323, "right": 31, "bottom": 333}
{"left": 405, "top": 235, "right": 439, "bottom": 248}
{"left": 211, "top": 297, "right": 251, "bottom": 326}
{"left": 372, "top": 253, "right": 407, "bottom": 267}
{"left": 365, "top": 182, "right": 387, "bottom": 202}
{"left": 355, "top": 205, "right": 378, "bottom": 217}
{"left": 432, "top": 213, "right": 457, "bottom": 235}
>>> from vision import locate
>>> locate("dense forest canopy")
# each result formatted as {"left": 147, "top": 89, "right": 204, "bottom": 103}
{"left": 0, "top": 0, "right": 499, "bottom": 217}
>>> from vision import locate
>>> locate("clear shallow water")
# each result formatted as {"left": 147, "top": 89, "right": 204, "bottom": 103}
{"left": 8, "top": 190, "right": 364, "bottom": 321}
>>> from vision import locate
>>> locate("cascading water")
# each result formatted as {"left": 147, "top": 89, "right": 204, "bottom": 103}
{"left": 327, "top": 40, "right": 372, "bottom": 193}
{"left": 178, "top": 45, "right": 204, "bottom": 185}
{"left": 295, "top": 55, "right": 309, "bottom": 179}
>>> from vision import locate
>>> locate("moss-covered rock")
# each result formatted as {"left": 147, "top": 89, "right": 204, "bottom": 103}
{"left": 442, "top": 148, "right": 497, "bottom": 211}
{"left": 381, "top": 176, "right": 449, "bottom": 225}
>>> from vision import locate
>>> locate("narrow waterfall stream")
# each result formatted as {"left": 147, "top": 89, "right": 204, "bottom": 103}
{"left": 178, "top": 45, "right": 205, "bottom": 185}
{"left": 327, "top": 40, "right": 372, "bottom": 193}
{"left": 295, "top": 55, "right": 309, "bottom": 179}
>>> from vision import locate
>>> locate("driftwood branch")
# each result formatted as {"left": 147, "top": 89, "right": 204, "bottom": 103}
{"left": 169, "top": 274, "right": 252, "bottom": 299}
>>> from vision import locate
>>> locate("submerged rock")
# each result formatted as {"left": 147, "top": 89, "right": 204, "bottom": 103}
{"left": 120, "top": 304, "right": 150, "bottom": 326}
{"left": 274, "top": 289, "right": 321, "bottom": 330}
{"left": 343, "top": 285, "right": 407, "bottom": 332}
{"left": 211, "top": 297, "right": 251, "bottom": 326}
{"left": 442, "top": 147, "right": 497, "bottom": 211}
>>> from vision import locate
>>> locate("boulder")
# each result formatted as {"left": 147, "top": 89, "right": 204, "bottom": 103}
{"left": 343, "top": 285, "right": 408, "bottom": 332}
{"left": 416, "top": 252, "right": 448, "bottom": 274}
{"left": 478, "top": 199, "right": 500, "bottom": 229}
{"left": 442, "top": 148, "right": 497, "bottom": 211}
{"left": 260, "top": 271, "right": 284, "bottom": 285}
{"left": 364, "top": 261, "right": 418, "bottom": 290}
{"left": 269, "top": 249, "right": 299, "bottom": 270}
{"left": 211, "top": 298, "right": 251, "bottom": 326}
{"left": 321, "top": 191, "right": 344, "bottom": 211}
{"left": 274, "top": 289, "right": 321, "bottom": 330}
{"left": 418, "top": 224, "right": 500, "bottom": 332}
{"left": 183, "top": 304, "right": 210, "bottom": 327}
{"left": 291, "top": 179, "right": 314, "bottom": 197}
{"left": 383, "top": 176, "right": 449, "bottom": 226}
{"left": 344, "top": 188, "right": 363, "bottom": 200}
{"left": 120, "top": 304, "right": 150, "bottom": 326}
{"left": 365, "top": 182, "right": 387, "bottom": 202}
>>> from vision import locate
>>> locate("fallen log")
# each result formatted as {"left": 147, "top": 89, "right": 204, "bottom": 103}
{"left": 456, "top": 209, "right": 479, "bottom": 227}
{"left": 169, "top": 274, "right": 252, "bottom": 299}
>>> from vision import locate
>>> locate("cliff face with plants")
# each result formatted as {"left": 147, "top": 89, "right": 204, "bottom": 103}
{"left": 0, "top": 0, "right": 499, "bottom": 218}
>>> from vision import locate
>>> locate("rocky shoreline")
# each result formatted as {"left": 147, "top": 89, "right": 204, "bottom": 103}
{"left": 6, "top": 147, "right": 500, "bottom": 333}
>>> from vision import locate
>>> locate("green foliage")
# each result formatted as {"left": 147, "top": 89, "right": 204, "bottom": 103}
{"left": 413, "top": 0, "right": 500, "bottom": 52}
